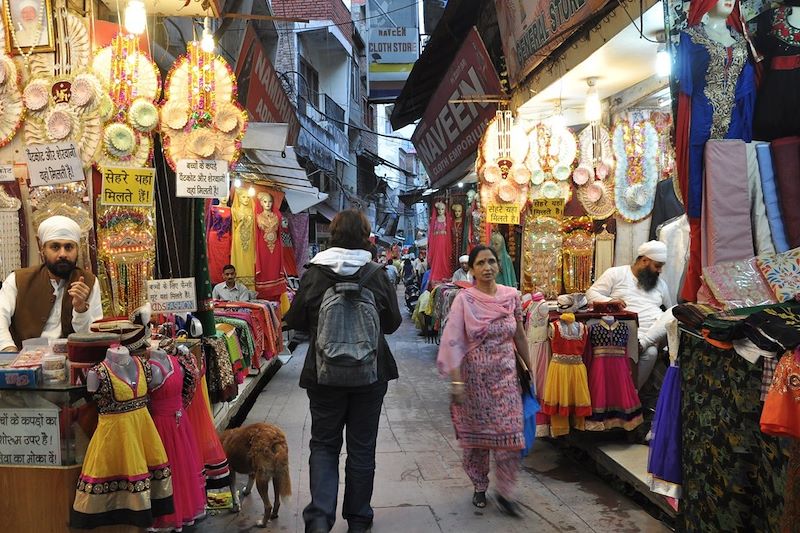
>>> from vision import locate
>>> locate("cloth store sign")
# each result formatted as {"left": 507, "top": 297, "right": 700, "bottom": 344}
{"left": 496, "top": 0, "right": 610, "bottom": 87}
{"left": 368, "top": 0, "right": 420, "bottom": 100}
{"left": 235, "top": 24, "right": 300, "bottom": 144}
{"left": 147, "top": 278, "right": 197, "bottom": 313}
{"left": 100, "top": 167, "right": 155, "bottom": 207}
{"left": 486, "top": 203, "right": 521, "bottom": 225}
{"left": 0, "top": 408, "right": 61, "bottom": 466}
{"left": 24, "top": 142, "right": 84, "bottom": 187}
{"left": 175, "top": 160, "right": 228, "bottom": 198}
{"left": 411, "top": 28, "right": 502, "bottom": 186}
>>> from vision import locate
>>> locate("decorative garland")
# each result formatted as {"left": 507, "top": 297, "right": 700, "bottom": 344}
{"left": 0, "top": 52, "right": 23, "bottom": 148}
{"left": 562, "top": 218, "right": 595, "bottom": 293}
{"left": 160, "top": 41, "right": 247, "bottom": 170}
{"left": 0, "top": 186, "right": 21, "bottom": 281}
{"left": 613, "top": 120, "right": 659, "bottom": 222}
{"left": 91, "top": 33, "right": 160, "bottom": 168}
{"left": 477, "top": 114, "right": 530, "bottom": 212}
{"left": 526, "top": 121, "right": 577, "bottom": 203}
{"left": 521, "top": 216, "right": 562, "bottom": 297}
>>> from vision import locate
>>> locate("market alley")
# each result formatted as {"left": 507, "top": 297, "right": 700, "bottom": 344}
{"left": 194, "top": 295, "right": 670, "bottom": 533}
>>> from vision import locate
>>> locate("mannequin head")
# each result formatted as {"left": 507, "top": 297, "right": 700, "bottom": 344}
{"left": 466, "top": 189, "right": 476, "bottom": 205}
{"left": 258, "top": 192, "right": 274, "bottom": 212}
{"left": 238, "top": 189, "right": 251, "bottom": 206}
{"left": 708, "top": 0, "right": 735, "bottom": 19}
{"left": 434, "top": 201, "right": 446, "bottom": 217}
{"left": 451, "top": 203, "right": 464, "bottom": 220}
{"left": 490, "top": 232, "right": 505, "bottom": 254}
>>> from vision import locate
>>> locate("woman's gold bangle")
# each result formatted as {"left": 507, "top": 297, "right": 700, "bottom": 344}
{"left": 451, "top": 381, "right": 465, "bottom": 385}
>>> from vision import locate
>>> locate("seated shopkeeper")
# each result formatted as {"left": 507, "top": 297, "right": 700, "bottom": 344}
{"left": 0, "top": 215, "right": 103, "bottom": 352}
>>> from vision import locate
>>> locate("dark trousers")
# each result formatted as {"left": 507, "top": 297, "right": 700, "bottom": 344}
{"left": 303, "top": 382, "right": 388, "bottom": 532}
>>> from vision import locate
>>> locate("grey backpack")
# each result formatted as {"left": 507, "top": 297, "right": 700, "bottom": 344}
{"left": 315, "top": 263, "right": 383, "bottom": 387}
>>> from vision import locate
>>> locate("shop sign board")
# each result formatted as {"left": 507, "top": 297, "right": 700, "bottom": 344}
{"left": 368, "top": 0, "right": 420, "bottom": 101}
{"left": 529, "top": 198, "right": 565, "bottom": 218}
{"left": 0, "top": 165, "right": 13, "bottom": 182}
{"left": 175, "top": 160, "right": 229, "bottom": 198}
{"left": 24, "top": 142, "right": 83, "bottom": 187}
{"left": 147, "top": 278, "right": 197, "bottom": 314}
{"left": 100, "top": 167, "right": 155, "bottom": 207}
{"left": 496, "top": 0, "right": 610, "bottom": 87}
{"left": 0, "top": 407, "right": 61, "bottom": 466}
{"left": 411, "top": 28, "right": 502, "bottom": 186}
{"left": 486, "top": 203, "right": 521, "bottom": 225}
{"left": 235, "top": 24, "right": 300, "bottom": 144}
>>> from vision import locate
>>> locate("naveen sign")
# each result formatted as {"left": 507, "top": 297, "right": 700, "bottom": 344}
{"left": 411, "top": 28, "right": 502, "bottom": 187}
{"left": 235, "top": 24, "right": 300, "bottom": 144}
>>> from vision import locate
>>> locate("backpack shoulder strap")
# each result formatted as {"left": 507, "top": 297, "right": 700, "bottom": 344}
{"left": 357, "top": 263, "right": 383, "bottom": 290}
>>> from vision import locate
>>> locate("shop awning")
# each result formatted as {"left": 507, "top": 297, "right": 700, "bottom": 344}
{"left": 241, "top": 124, "right": 329, "bottom": 214}
{"left": 313, "top": 201, "right": 339, "bottom": 222}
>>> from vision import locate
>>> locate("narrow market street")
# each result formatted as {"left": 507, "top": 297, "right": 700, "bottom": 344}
{"left": 195, "top": 291, "right": 670, "bottom": 533}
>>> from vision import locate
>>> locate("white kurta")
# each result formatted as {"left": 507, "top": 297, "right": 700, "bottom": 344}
{"left": 586, "top": 265, "right": 673, "bottom": 345}
{"left": 0, "top": 272, "right": 103, "bottom": 349}
{"left": 451, "top": 269, "right": 473, "bottom": 283}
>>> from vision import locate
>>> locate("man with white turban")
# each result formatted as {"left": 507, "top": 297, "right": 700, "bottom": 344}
{"left": 451, "top": 254, "right": 473, "bottom": 283}
{"left": 586, "top": 240, "right": 674, "bottom": 388}
{"left": 0, "top": 215, "right": 103, "bottom": 351}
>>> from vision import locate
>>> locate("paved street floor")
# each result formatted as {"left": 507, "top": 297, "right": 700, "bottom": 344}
{"left": 195, "top": 298, "right": 671, "bottom": 533}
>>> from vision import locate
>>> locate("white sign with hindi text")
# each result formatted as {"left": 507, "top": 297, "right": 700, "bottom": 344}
{"left": 0, "top": 165, "right": 14, "bottom": 182}
{"left": 24, "top": 143, "right": 84, "bottom": 187}
{"left": 147, "top": 278, "right": 198, "bottom": 314}
{"left": 175, "top": 160, "right": 228, "bottom": 198}
{"left": 0, "top": 407, "right": 62, "bottom": 466}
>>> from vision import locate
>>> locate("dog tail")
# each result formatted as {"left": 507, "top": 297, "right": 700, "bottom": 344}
{"left": 272, "top": 440, "right": 292, "bottom": 498}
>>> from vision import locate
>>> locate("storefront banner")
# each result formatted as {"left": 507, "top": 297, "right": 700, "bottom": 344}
{"left": 175, "top": 159, "right": 228, "bottom": 198}
{"left": 235, "top": 24, "right": 300, "bottom": 144}
{"left": 496, "top": 0, "right": 609, "bottom": 87}
{"left": 100, "top": 167, "right": 155, "bottom": 207}
{"left": 529, "top": 197, "right": 565, "bottom": 218}
{"left": 0, "top": 407, "right": 61, "bottom": 466}
{"left": 368, "top": 0, "right": 420, "bottom": 100}
{"left": 24, "top": 142, "right": 83, "bottom": 187}
{"left": 0, "top": 165, "right": 13, "bottom": 182}
{"left": 147, "top": 278, "right": 198, "bottom": 313}
{"left": 486, "top": 203, "right": 521, "bottom": 225}
{"left": 411, "top": 28, "right": 502, "bottom": 185}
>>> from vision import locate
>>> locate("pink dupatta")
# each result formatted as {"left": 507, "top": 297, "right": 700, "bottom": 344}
{"left": 437, "top": 285, "right": 519, "bottom": 375}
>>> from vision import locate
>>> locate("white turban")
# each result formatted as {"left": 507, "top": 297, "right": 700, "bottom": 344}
{"left": 459, "top": 255, "right": 469, "bottom": 264}
{"left": 37, "top": 215, "right": 81, "bottom": 244}
{"left": 637, "top": 240, "right": 667, "bottom": 263}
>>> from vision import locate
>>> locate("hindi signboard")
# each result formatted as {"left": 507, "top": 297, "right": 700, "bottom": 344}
{"left": 529, "top": 198, "right": 565, "bottom": 218}
{"left": 411, "top": 28, "right": 502, "bottom": 186}
{"left": 24, "top": 142, "right": 84, "bottom": 187}
{"left": 100, "top": 167, "right": 155, "bottom": 207}
{"left": 147, "top": 278, "right": 197, "bottom": 314}
{"left": 175, "top": 160, "right": 228, "bottom": 198}
{"left": 486, "top": 204, "right": 521, "bottom": 225}
{"left": 0, "top": 165, "right": 14, "bottom": 182}
{"left": 0, "top": 407, "right": 61, "bottom": 466}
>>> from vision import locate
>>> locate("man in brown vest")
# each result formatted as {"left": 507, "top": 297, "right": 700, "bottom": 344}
{"left": 0, "top": 215, "right": 103, "bottom": 351}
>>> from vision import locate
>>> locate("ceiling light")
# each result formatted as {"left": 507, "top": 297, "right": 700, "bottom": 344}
{"left": 584, "top": 77, "right": 601, "bottom": 123}
{"left": 124, "top": 0, "right": 147, "bottom": 36}
{"left": 248, "top": 186, "right": 256, "bottom": 197}
{"left": 658, "top": 96, "right": 671, "bottom": 107}
{"left": 457, "top": 181, "right": 464, "bottom": 188}
{"left": 655, "top": 46, "right": 671, "bottom": 77}
{"left": 234, "top": 178, "right": 242, "bottom": 188}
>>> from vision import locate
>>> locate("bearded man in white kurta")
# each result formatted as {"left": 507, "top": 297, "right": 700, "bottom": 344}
{"left": 586, "top": 240, "right": 674, "bottom": 388}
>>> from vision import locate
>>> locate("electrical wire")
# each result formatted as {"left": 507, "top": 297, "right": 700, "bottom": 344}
{"left": 617, "top": 0, "right": 661, "bottom": 43}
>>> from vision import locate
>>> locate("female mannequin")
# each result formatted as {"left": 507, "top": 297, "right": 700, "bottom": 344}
{"left": 450, "top": 202, "right": 466, "bottom": 271}
{"left": 231, "top": 189, "right": 255, "bottom": 288}
{"left": 675, "top": 0, "right": 755, "bottom": 301}
{"left": 466, "top": 190, "right": 482, "bottom": 252}
{"left": 753, "top": 1, "right": 800, "bottom": 140}
{"left": 427, "top": 201, "right": 452, "bottom": 284}
{"left": 254, "top": 191, "right": 286, "bottom": 300}
{"left": 491, "top": 232, "right": 518, "bottom": 288}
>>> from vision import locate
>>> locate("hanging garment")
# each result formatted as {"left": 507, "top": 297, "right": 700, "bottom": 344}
{"left": 585, "top": 321, "right": 643, "bottom": 431}
{"left": 760, "top": 349, "right": 800, "bottom": 439}
{"left": 658, "top": 215, "right": 690, "bottom": 305}
{"left": 753, "top": 7, "right": 800, "bottom": 140}
{"left": 284, "top": 212, "right": 309, "bottom": 277}
{"left": 701, "top": 140, "right": 754, "bottom": 267}
{"left": 594, "top": 226, "right": 615, "bottom": 281}
{"left": 71, "top": 358, "right": 174, "bottom": 528}
{"left": 541, "top": 321, "right": 591, "bottom": 437}
{"left": 613, "top": 217, "right": 651, "bottom": 267}
{"left": 428, "top": 209, "right": 452, "bottom": 284}
{"left": 770, "top": 136, "right": 800, "bottom": 249}
{"left": 207, "top": 205, "right": 232, "bottom": 285}
{"left": 755, "top": 142, "right": 790, "bottom": 253}
{"left": 647, "top": 362, "right": 682, "bottom": 498}
{"left": 185, "top": 372, "right": 232, "bottom": 490}
{"left": 450, "top": 210, "right": 466, "bottom": 271}
{"left": 230, "top": 189, "right": 256, "bottom": 289}
{"left": 525, "top": 301, "right": 552, "bottom": 437}
{"left": 648, "top": 179, "right": 684, "bottom": 241}
{"left": 745, "top": 143, "right": 775, "bottom": 256}
{"left": 148, "top": 356, "right": 206, "bottom": 530}
{"left": 280, "top": 216, "right": 299, "bottom": 278}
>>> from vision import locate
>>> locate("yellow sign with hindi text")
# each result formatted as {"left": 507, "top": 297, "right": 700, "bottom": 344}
{"left": 486, "top": 203, "right": 521, "bottom": 225}
{"left": 100, "top": 167, "right": 156, "bottom": 207}
{"left": 528, "top": 198, "right": 565, "bottom": 219}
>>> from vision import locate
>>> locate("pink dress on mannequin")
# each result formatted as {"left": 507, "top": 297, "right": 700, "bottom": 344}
{"left": 255, "top": 191, "right": 286, "bottom": 300}
{"left": 428, "top": 205, "right": 452, "bottom": 284}
{"left": 148, "top": 356, "right": 206, "bottom": 530}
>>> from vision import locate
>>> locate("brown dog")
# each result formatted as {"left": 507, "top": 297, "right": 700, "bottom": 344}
{"left": 220, "top": 423, "right": 292, "bottom": 528}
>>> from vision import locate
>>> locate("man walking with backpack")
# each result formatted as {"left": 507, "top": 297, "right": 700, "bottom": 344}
{"left": 284, "top": 210, "right": 402, "bottom": 533}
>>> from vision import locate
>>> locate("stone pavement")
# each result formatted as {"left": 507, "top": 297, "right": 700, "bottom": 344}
{"left": 195, "top": 304, "right": 670, "bottom": 533}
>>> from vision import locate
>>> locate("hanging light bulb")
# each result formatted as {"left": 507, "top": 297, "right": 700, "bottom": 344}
{"left": 201, "top": 17, "right": 215, "bottom": 53}
{"left": 655, "top": 45, "right": 671, "bottom": 77}
{"left": 549, "top": 104, "right": 566, "bottom": 131}
{"left": 233, "top": 178, "right": 242, "bottom": 188}
{"left": 124, "top": 0, "right": 147, "bottom": 35}
{"left": 248, "top": 185, "right": 256, "bottom": 197}
{"left": 584, "top": 77, "right": 602, "bottom": 123}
